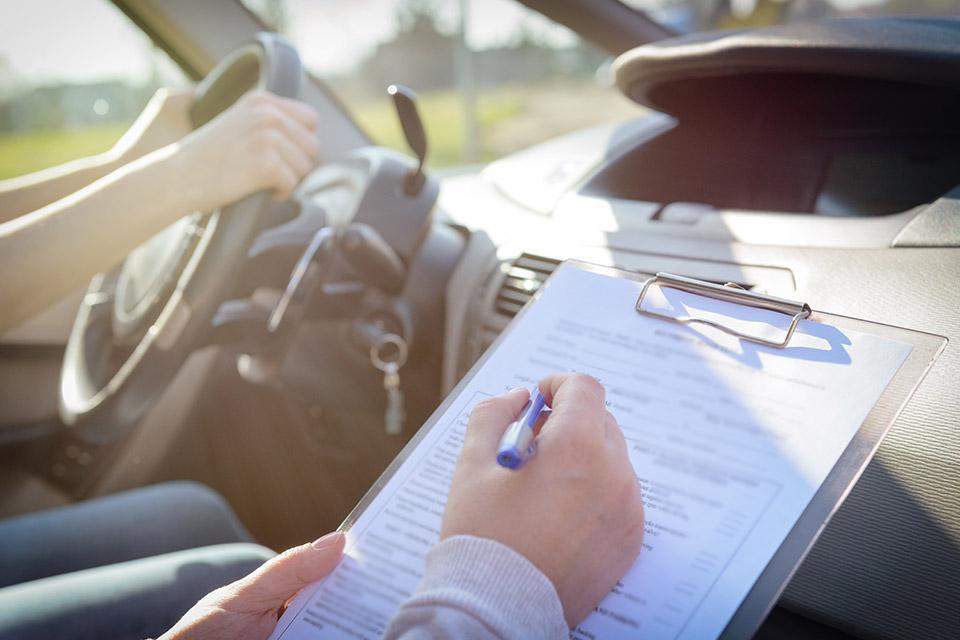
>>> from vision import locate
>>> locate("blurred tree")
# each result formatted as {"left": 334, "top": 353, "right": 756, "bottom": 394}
{"left": 397, "top": 0, "right": 454, "bottom": 36}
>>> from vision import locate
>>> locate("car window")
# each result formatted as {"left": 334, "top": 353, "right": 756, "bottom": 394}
{"left": 0, "top": 0, "right": 189, "bottom": 180}
{"left": 240, "top": 0, "right": 642, "bottom": 168}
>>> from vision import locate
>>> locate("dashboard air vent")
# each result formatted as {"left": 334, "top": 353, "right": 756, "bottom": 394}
{"left": 494, "top": 253, "right": 562, "bottom": 318}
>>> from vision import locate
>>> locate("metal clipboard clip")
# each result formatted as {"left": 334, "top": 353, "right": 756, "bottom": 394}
{"left": 635, "top": 273, "right": 812, "bottom": 349}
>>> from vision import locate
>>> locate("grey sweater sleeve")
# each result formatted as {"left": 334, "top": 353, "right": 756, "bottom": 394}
{"left": 382, "top": 535, "right": 568, "bottom": 640}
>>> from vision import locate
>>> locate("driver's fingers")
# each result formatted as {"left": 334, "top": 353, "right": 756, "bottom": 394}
{"left": 243, "top": 90, "right": 319, "bottom": 130}
{"left": 242, "top": 92, "right": 319, "bottom": 160}
{"left": 271, "top": 162, "right": 302, "bottom": 201}
{"left": 267, "top": 138, "right": 315, "bottom": 200}
{"left": 276, "top": 110, "right": 319, "bottom": 160}
{"left": 269, "top": 93, "right": 320, "bottom": 131}
{"left": 273, "top": 134, "right": 314, "bottom": 183}
{"left": 262, "top": 109, "right": 318, "bottom": 162}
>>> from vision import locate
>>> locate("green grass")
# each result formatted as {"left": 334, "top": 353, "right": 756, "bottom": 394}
{"left": 349, "top": 80, "right": 640, "bottom": 167}
{"left": 1, "top": 80, "right": 632, "bottom": 180}
{"left": 352, "top": 87, "right": 523, "bottom": 168}
{"left": 0, "top": 124, "right": 127, "bottom": 181}
{"left": 0, "top": 89, "right": 512, "bottom": 180}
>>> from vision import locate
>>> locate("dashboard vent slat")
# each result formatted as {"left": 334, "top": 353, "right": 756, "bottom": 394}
{"left": 493, "top": 253, "right": 562, "bottom": 318}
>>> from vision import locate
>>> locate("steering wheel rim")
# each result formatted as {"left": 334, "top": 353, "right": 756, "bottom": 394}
{"left": 59, "top": 33, "right": 303, "bottom": 443}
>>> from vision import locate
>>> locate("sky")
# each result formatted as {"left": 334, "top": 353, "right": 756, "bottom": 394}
{"left": 0, "top": 0, "right": 162, "bottom": 86}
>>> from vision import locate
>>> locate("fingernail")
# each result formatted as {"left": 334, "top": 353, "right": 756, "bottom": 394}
{"left": 312, "top": 531, "right": 343, "bottom": 549}
{"left": 508, "top": 387, "right": 527, "bottom": 396}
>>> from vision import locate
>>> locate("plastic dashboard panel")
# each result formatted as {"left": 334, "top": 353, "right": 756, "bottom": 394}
{"left": 614, "top": 17, "right": 960, "bottom": 117}
{"left": 607, "top": 18, "right": 960, "bottom": 219}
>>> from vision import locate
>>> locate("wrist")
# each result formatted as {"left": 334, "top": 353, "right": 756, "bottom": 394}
{"left": 144, "top": 144, "right": 197, "bottom": 214}
{"left": 155, "top": 137, "right": 222, "bottom": 215}
{"left": 112, "top": 144, "right": 196, "bottom": 226}
{"left": 415, "top": 535, "right": 568, "bottom": 638}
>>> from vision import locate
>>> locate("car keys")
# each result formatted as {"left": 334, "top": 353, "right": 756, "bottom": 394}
{"left": 370, "top": 333, "right": 408, "bottom": 435}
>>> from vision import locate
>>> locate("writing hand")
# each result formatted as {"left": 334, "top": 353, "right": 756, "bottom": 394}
{"left": 158, "top": 531, "right": 344, "bottom": 640}
{"left": 441, "top": 373, "right": 645, "bottom": 627}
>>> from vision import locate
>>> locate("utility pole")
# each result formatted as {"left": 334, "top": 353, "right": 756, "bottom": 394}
{"left": 455, "top": 0, "right": 478, "bottom": 164}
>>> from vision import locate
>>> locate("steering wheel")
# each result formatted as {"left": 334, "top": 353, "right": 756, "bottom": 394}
{"left": 59, "top": 34, "right": 303, "bottom": 443}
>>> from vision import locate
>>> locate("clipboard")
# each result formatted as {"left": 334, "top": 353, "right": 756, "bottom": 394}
{"left": 627, "top": 268, "right": 947, "bottom": 637}
{"left": 280, "top": 260, "right": 945, "bottom": 640}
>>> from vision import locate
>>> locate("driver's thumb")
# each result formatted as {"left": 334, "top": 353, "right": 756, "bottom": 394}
{"left": 240, "top": 531, "right": 345, "bottom": 604}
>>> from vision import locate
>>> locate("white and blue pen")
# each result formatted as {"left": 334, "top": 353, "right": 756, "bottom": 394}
{"left": 497, "top": 391, "right": 547, "bottom": 470}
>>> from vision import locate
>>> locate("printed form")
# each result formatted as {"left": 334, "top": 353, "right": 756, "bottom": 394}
{"left": 270, "top": 265, "right": 912, "bottom": 640}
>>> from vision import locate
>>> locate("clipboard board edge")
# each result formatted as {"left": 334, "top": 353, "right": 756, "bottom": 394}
{"left": 722, "top": 314, "right": 947, "bottom": 639}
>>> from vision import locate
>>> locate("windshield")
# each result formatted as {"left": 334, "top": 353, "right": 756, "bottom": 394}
{"left": 241, "top": 0, "right": 641, "bottom": 168}
{"left": 622, "top": 0, "right": 957, "bottom": 33}
{"left": 241, "top": 0, "right": 957, "bottom": 169}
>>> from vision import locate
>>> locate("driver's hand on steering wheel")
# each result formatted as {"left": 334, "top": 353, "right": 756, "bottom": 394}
{"left": 164, "top": 90, "right": 320, "bottom": 211}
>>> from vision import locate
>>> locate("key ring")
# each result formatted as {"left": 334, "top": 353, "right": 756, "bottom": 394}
{"left": 370, "top": 333, "right": 408, "bottom": 371}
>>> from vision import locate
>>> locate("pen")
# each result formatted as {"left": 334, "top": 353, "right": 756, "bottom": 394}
{"left": 497, "top": 390, "right": 547, "bottom": 469}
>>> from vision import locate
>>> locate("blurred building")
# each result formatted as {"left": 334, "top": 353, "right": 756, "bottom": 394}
{"left": 0, "top": 81, "right": 149, "bottom": 134}
{"left": 355, "top": 10, "right": 605, "bottom": 97}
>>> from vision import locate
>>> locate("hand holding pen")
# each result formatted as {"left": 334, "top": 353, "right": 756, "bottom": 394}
{"left": 496, "top": 390, "right": 547, "bottom": 469}
{"left": 440, "top": 373, "right": 645, "bottom": 627}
